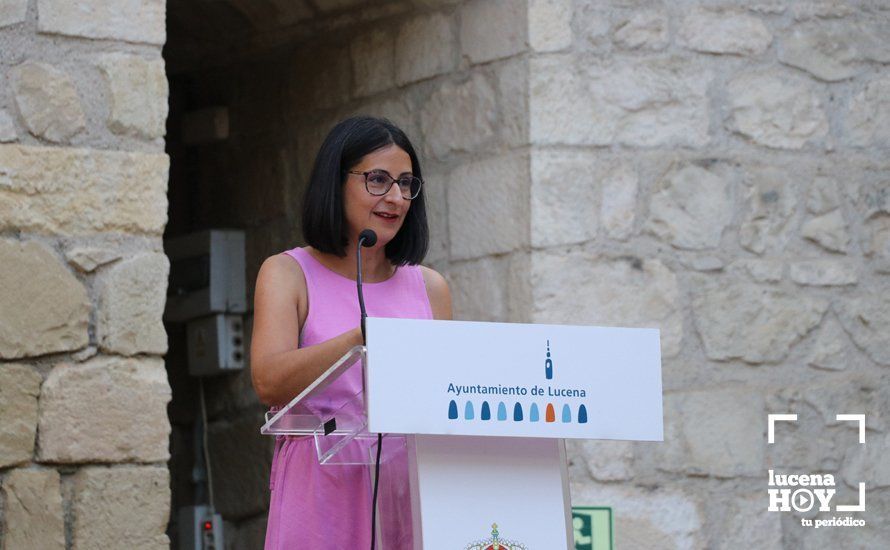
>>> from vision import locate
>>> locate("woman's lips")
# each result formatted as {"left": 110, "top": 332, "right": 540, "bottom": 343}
{"left": 373, "top": 212, "right": 399, "bottom": 223}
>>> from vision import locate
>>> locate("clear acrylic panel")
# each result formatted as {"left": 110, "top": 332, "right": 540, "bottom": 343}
{"left": 260, "top": 346, "right": 402, "bottom": 467}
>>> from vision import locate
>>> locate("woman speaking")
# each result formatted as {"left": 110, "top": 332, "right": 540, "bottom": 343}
{"left": 250, "top": 116, "right": 452, "bottom": 548}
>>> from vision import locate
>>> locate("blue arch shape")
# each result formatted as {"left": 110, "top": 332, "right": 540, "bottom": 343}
{"left": 529, "top": 403, "right": 540, "bottom": 422}
{"left": 497, "top": 402, "right": 507, "bottom": 421}
{"left": 464, "top": 401, "right": 475, "bottom": 420}
{"left": 448, "top": 400, "right": 458, "bottom": 420}
{"left": 562, "top": 404, "right": 572, "bottom": 423}
{"left": 578, "top": 404, "right": 588, "bottom": 424}
{"left": 513, "top": 402, "right": 523, "bottom": 421}
{"left": 480, "top": 401, "right": 491, "bottom": 421}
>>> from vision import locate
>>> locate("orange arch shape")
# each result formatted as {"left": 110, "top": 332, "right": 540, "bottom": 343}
{"left": 545, "top": 403, "right": 556, "bottom": 423}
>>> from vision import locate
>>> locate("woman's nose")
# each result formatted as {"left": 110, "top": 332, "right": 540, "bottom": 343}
{"left": 383, "top": 181, "right": 406, "bottom": 203}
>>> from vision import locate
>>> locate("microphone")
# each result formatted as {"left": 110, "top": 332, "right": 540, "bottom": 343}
{"left": 359, "top": 229, "right": 377, "bottom": 247}
{"left": 357, "top": 229, "right": 377, "bottom": 343}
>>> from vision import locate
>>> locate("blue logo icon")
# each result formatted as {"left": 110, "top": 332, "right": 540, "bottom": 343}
{"left": 545, "top": 339, "right": 553, "bottom": 380}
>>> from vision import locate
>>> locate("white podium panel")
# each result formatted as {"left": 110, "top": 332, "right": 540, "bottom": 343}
{"left": 409, "top": 435, "right": 571, "bottom": 550}
{"left": 366, "top": 318, "right": 663, "bottom": 441}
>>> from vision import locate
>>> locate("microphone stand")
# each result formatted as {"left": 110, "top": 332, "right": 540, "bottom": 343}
{"left": 357, "top": 230, "right": 382, "bottom": 550}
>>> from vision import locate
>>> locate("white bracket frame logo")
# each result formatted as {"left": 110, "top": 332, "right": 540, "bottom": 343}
{"left": 767, "top": 413, "right": 866, "bottom": 514}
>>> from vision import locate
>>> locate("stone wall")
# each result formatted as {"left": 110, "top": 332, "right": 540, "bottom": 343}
{"left": 0, "top": 1, "right": 171, "bottom": 549}
{"left": 3, "top": 0, "right": 887, "bottom": 548}
{"left": 522, "top": 1, "right": 890, "bottom": 548}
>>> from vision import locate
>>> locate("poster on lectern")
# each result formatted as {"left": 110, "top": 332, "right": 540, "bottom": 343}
{"left": 365, "top": 317, "right": 664, "bottom": 441}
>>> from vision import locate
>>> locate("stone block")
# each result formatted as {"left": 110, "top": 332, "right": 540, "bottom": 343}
{"left": 0, "top": 239, "right": 89, "bottom": 359}
{"left": 420, "top": 73, "right": 497, "bottom": 159}
{"left": 421, "top": 167, "right": 448, "bottom": 265}
{"left": 448, "top": 151, "right": 530, "bottom": 260}
{"left": 801, "top": 209, "right": 850, "bottom": 252}
{"left": 683, "top": 255, "right": 724, "bottom": 272}
{"left": 660, "top": 389, "right": 765, "bottom": 477}
{"left": 613, "top": 10, "right": 669, "bottom": 51}
{"left": 806, "top": 175, "right": 841, "bottom": 215}
{"left": 845, "top": 75, "right": 890, "bottom": 148}
{"left": 679, "top": 9, "right": 772, "bottom": 55}
{"left": 806, "top": 314, "right": 850, "bottom": 371}
{"left": 530, "top": 149, "right": 599, "bottom": 248}
{"left": 0, "top": 0, "right": 27, "bottom": 28}
{"left": 309, "top": 46, "right": 352, "bottom": 110}
{"left": 595, "top": 163, "right": 637, "bottom": 242}
{"left": 842, "top": 431, "right": 890, "bottom": 489}
{"left": 576, "top": 2, "right": 609, "bottom": 50}
{"left": 530, "top": 55, "right": 710, "bottom": 147}
{"left": 718, "top": 494, "right": 782, "bottom": 550}
{"left": 71, "top": 466, "right": 170, "bottom": 549}
{"left": 739, "top": 166, "right": 799, "bottom": 255}
{"left": 0, "top": 109, "right": 16, "bottom": 142}
{"left": 207, "top": 411, "right": 274, "bottom": 519}
{"left": 97, "top": 53, "right": 168, "bottom": 139}
{"left": 0, "top": 364, "right": 41, "bottom": 467}
{"left": 351, "top": 27, "right": 395, "bottom": 97}
{"left": 493, "top": 57, "right": 529, "bottom": 147}
{"left": 447, "top": 252, "right": 530, "bottom": 323}
{"left": 575, "top": 440, "right": 634, "bottom": 481}
{"left": 65, "top": 246, "right": 122, "bottom": 273}
{"left": 692, "top": 280, "right": 828, "bottom": 363}
{"left": 395, "top": 13, "right": 456, "bottom": 85}
{"left": 789, "top": 259, "right": 857, "bottom": 286}
{"left": 726, "top": 70, "right": 828, "bottom": 149}
{"left": 10, "top": 61, "right": 85, "bottom": 143}
{"left": 645, "top": 163, "right": 733, "bottom": 250}
{"left": 733, "top": 258, "right": 783, "bottom": 283}
{"left": 779, "top": 21, "right": 890, "bottom": 82}
{"left": 570, "top": 482, "right": 703, "bottom": 549}
{"left": 459, "top": 0, "right": 527, "bottom": 63}
{"left": 864, "top": 215, "right": 890, "bottom": 259}
{"left": 529, "top": 0, "right": 572, "bottom": 52}
{"left": 836, "top": 295, "right": 890, "bottom": 366}
{"left": 0, "top": 468, "right": 65, "bottom": 550}
{"left": 37, "top": 0, "right": 165, "bottom": 45}
{"left": 0, "top": 145, "right": 169, "bottom": 235}
{"left": 531, "top": 252, "right": 682, "bottom": 358}
{"left": 38, "top": 357, "right": 171, "bottom": 463}
{"left": 96, "top": 252, "right": 168, "bottom": 355}
{"left": 790, "top": 2, "right": 855, "bottom": 20}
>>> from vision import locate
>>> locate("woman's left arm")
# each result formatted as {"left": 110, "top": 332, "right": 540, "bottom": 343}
{"left": 420, "top": 266, "right": 453, "bottom": 321}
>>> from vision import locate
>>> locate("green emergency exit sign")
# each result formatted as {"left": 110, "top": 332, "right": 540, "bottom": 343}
{"left": 572, "top": 507, "right": 613, "bottom": 550}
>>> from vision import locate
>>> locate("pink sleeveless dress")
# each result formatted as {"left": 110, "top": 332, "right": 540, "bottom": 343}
{"left": 264, "top": 246, "right": 433, "bottom": 549}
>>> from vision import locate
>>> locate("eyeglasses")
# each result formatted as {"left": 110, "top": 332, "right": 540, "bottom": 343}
{"left": 347, "top": 169, "right": 423, "bottom": 200}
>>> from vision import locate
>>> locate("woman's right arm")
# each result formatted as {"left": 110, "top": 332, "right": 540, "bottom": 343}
{"left": 250, "top": 254, "right": 363, "bottom": 407}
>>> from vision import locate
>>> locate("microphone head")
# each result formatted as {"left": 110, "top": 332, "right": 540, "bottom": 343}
{"left": 359, "top": 229, "right": 377, "bottom": 247}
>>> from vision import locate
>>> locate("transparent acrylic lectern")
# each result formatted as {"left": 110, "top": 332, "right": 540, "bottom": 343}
{"left": 260, "top": 345, "right": 412, "bottom": 548}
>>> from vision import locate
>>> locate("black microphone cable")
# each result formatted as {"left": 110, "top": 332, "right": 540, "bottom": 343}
{"left": 357, "top": 229, "right": 383, "bottom": 550}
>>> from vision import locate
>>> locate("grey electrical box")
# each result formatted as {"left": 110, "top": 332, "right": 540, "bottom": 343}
{"left": 178, "top": 505, "right": 223, "bottom": 550}
{"left": 165, "top": 230, "right": 246, "bottom": 323}
{"left": 186, "top": 314, "right": 245, "bottom": 376}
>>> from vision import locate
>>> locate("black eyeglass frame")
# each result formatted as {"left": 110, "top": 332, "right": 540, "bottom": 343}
{"left": 346, "top": 170, "right": 424, "bottom": 200}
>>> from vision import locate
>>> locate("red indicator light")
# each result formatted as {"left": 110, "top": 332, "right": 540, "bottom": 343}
{"left": 203, "top": 521, "right": 212, "bottom": 531}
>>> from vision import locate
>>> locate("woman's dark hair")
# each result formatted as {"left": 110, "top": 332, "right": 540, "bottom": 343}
{"left": 301, "top": 116, "right": 429, "bottom": 266}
